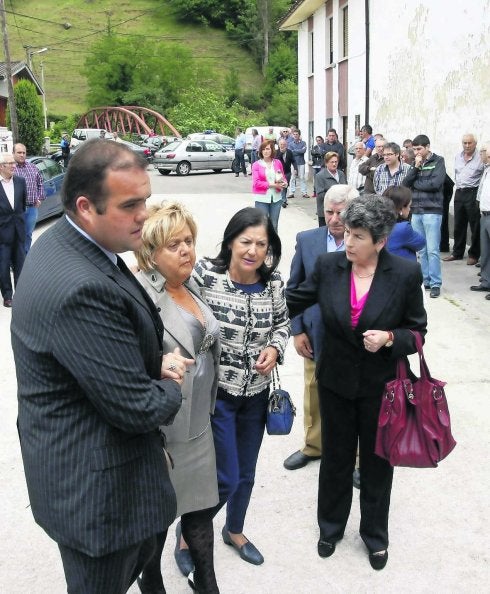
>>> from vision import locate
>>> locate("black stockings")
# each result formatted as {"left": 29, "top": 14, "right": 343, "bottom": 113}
{"left": 182, "top": 508, "right": 219, "bottom": 594}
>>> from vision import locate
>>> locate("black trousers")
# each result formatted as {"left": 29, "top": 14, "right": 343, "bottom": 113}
{"left": 452, "top": 187, "right": 481, "bottom": 259}
{"left": 0, "top": 237, "right": 25, "bottom": 299}
{"left": 234, "top": 148, "right": 247, "bottom": 175}
{"left": 59, "top": 532, "right": 166, "bottom": 594}
{"left": 317, "top": 386, "right": 393, "bottom": 553}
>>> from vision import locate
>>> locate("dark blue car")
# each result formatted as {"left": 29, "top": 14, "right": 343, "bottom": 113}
{"left": 27, "top": 157, "right": 65, "bottom": 223}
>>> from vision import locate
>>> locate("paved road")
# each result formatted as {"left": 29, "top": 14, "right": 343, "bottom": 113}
{"left": 1, "top": 169, "right": 488, "bottom": 593}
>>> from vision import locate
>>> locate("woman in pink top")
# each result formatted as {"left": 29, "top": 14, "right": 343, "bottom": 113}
{"left": 286, "top": 195, "right": 427, "bottom": 571}
{"left": 251, "top": 140, "right": 287, "bottom": 231}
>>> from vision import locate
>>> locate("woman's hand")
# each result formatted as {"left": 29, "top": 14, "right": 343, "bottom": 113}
{"left": 362, "top": 330, "right": 391, "bottom": 353}
{"left": 161, "top": 347, "right": 195, "bottom": 385}
{"left": 255, "top": 346, "right": 279, "bottom": 375}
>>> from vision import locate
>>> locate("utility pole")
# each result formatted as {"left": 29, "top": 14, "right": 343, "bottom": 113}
{"left": 0, "top": 0, "right": 18, "bottom": 141}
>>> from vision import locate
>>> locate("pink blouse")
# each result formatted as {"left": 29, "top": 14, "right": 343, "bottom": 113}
{"left": 350, "top": 272, "right": 369, "bottom": 328}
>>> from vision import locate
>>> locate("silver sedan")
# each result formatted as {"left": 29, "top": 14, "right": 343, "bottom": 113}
{"left": 153, "top": 139, "right": 235, "bottom": 176}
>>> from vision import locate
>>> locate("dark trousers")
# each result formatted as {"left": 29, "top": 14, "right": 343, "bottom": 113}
{"left": 318, "top": 216, "right": 326, "bottom": 227}
{"left": 317, "top": 386, "right": 394, "bottom": 553}
{"left": 0, "top": 237, "right": 25, "bottom": 299}
{"left": 452, "top": 187, "right": 481, "bottom": 259}
{"left": 211, "top": 388, "right": 268, "bottom": 533}
{"left": 59, "top": 532, "right": 166, "bottom": 594}
{"left": 234, "top": 149, "right": 247, "bottom": 175}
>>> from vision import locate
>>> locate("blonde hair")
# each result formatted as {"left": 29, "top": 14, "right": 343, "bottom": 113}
{"left": 135, "top": 201, "right": 198, "bottom": 271}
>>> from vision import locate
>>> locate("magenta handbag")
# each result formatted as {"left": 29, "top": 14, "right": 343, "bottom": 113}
{"left": 375, "top": 331, "right": 456, "bottom": 468}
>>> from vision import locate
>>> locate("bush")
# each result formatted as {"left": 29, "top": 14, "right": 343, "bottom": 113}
{"left": 7, "top": 80, "right": 44, "bottom": 154}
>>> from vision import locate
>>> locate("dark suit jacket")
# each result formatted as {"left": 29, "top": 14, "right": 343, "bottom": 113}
{"left": 288, "top": 226, "right": 335, "bottom": 360}
{"left": 286, "top": 249, "right": 427, "bottom": 399}
{"left": 0, "top": 175, "right": 26, "bottom": 244}
{"left": 11, "top": 216, "right": 182, "bottom": 557}
{"left": 314, "top": 169, "right": 347, "bottom": 217}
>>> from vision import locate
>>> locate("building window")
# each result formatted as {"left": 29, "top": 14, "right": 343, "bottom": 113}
{"left": 308, "top": 121, "right": 314, "bottom": 153}
{"left": 309, "top": 31, "right": 314, "bottom": 74}
{"left": 326, "top": 118, "right": 333, "bottom": 133}
{"left": 328, "top": 17, "right": 333, "bottom": 65}
{"left": 342, "top": 6, "right": 349, "bottom": 58}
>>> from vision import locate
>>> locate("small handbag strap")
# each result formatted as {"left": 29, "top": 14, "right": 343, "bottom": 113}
{"left": 271, "top": 365, "right": 281, "bottom": 391}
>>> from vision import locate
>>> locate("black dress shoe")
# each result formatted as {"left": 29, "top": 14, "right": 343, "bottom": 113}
{"left": 3, "top": 298, "right": 12, "bottom": 307}
{"left": 470, "top": 284, "right": 490, "bottom": 292}
{"left": 136, "top": 576, "right": 166, "bottom": 594}
{"left": 174, "top": 521, "right": 194, "bottom": 577}
{"left": 369, "top": 550, "right": 388, "bottom": 570}
{"left": 317, "top": 539, "right": 336, "bottom": 558}
{"left": 222, "top": 526, "right": 264, "bottom": 565}
{"left": 353, "top": 468, "right": 361, "bottom": 489}
{"left": 283, "top": 450, "right": 321, "bottom": 470}
{"left": 282, "top": 201, "right": 288, "bottom": 208}
{"left": 486, "top": 294, "right": 490, "bottom": 301}
{"left": 430, "top": 286, "right": 440, "bottom": 298}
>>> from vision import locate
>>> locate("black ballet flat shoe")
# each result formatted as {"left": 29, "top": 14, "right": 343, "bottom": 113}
{"left": 369, "top": 550, "right": 389, "bottom": 570}
{"left": 221, "top": 526, "right": 264, "bottom": 565}
{"left": 174, "top": 521, "right": 194, "bottom": 577}
{"left": 136, "top": 576, "right": 166, "bottom": 594}
{"left": 317, "top": 539, "right": 336, "bottom": 558}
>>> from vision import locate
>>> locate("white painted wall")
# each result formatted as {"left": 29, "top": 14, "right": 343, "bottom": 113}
{"left": 294, "top": 0, "right": 490, "bottom": 176}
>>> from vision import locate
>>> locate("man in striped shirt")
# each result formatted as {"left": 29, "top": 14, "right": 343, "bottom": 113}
{"left": 13, "top": 143, "right": 45, "bottom": 253}
{"left": 374, "top": 142, "right": 410, "bottom": 195}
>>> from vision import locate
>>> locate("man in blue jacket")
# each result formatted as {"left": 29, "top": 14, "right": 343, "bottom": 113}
{"left": 402, "top": 134, "right": 446, "bottom": 298}
{"left": 288, "top": 129, "right": 309, "bottom": 198}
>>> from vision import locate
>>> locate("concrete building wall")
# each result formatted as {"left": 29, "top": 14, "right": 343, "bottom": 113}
{"left": 290, "top": 0, "right": 490, "bottom": 175}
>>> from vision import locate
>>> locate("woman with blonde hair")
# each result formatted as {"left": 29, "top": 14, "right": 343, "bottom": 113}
{"left": 135, "top": 202, "right": 221, "bottom": 594}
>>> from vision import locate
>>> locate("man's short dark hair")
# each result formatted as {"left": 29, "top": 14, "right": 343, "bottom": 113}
{"left": 384, "top": 142, "right": 401, "bottom": 157}
{"left": 327, "top": 128, "right": 337, "bottom": 135}
{"left": 62, "top": 139, "right": 148, "bottom": 215}
{"left": 361, "top": 124, "right": 373, "bottom": 135}
{"left": 412, "top": 134, "right": 430, "bottom": 147}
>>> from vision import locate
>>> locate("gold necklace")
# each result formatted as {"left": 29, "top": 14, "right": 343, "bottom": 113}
{"left": 353, "top": 269, "right": 375, "bottom": 279}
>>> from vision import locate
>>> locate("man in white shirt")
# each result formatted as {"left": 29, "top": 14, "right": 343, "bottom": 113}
{"left": 470, "top": 141, "right": 490, "bottom": 296}
{"left": 0, "top": 153, "right": 27, "bottom": 306}
{"left": 348, "top": 142, "right": 368, "bottom": 192}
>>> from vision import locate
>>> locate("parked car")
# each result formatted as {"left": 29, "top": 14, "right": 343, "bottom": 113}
{"left": 153, "top": 139, "right": 234, "bottom": 176}
{"left": 117, "top": 138, "right": 152, "bottom": 162}
{"left": 27, "top": 157, "right": 65, "bottom": 223}
{"left": 70, "top": 128, "right": 108, "bottom": 147}
{"left": 187, "top": 132, "right": 236, "bottom": 150}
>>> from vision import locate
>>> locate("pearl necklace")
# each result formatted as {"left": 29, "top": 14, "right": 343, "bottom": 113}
{"left": 353, "top": 269, "right": 375, "bottom": 279}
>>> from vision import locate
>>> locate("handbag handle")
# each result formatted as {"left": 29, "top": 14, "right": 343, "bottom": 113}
{"left": 410, "top": 330, "right": 432, "bottom": 380}
{"left": 271, "top": 365, "right": 281, "bottom": 391}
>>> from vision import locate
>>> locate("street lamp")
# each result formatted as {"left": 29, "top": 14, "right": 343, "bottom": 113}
{"left": 25, "top": 47, "right": 49, "bottom": 130}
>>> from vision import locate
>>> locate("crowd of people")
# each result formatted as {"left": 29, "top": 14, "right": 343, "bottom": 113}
{"left": 5, "top": 126, "right": 489, "bottom": 593}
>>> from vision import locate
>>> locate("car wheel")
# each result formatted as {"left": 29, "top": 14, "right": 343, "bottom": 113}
{"left": 158, "top": 169, "right": 171, "bottom": 176}
{"left": 176, "top": 161, "right": 191, "bottom": 176}
{"left": 231, "top": 158, "right": 238, "bottom": 173}
{"left": 212, "top": 169, "right": 223, "bottom": 173}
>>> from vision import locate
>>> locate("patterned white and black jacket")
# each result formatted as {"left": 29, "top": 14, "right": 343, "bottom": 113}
{"left": 193, "top": 259, "right": 291, "bottom": 397}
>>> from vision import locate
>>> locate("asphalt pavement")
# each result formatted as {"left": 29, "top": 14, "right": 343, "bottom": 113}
{"left": 1, "top": 169, "right": 488, "bottom": 593}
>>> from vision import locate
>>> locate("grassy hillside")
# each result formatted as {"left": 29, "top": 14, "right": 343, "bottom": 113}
{"left": 6, "top": 0, "right": 263, "bottom": 117}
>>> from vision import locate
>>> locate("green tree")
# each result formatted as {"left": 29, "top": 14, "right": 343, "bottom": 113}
{"left": 167, "top": 89, "right": 264, "bottom": 137}
{"left": 224, "top": 68, "right": 240, "bottom": 106}
{"left": 264, "top": 79, "right": 297, "bottom": 125}
{"left": 7, "top": 80, "right": 44, "bottom": 154}
{"left": 83, "top": 35, "right": 208, "bottom": 112}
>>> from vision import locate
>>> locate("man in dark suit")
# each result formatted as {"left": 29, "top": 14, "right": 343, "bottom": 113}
{"left": 11, "top": 140, "right": 192, "bottom": 594}
{"left": 283, "top": 185, "right": 356, "bottom": 471}
{"left": 0, "top": 153, "right": 27, "bottom": 307}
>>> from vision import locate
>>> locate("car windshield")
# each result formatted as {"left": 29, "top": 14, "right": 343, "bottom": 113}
{"left": 161, "top": 141, "right": 182, "bottom": 151}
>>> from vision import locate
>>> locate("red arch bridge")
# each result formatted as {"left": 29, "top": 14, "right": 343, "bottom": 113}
{"left": 76, "top": 106, "right": 180, "bottom": 137}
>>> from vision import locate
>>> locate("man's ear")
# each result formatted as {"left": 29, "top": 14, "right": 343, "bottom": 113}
{"left": 75, "top": 196, "right": 95, "bottom": 223}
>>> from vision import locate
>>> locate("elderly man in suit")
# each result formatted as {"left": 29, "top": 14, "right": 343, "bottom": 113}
{"left": 284, "top": 184, "right": 359, "bottom": 472}
{"left": 11, "top": 140, "right": 193, "bottom": 594}
{"left": 0, "top": 153, "right": 27, "bottom": 307}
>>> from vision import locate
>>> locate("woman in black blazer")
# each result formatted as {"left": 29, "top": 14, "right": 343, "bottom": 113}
{"left": 286, "top": 195, "right": 427, "bottom": 570}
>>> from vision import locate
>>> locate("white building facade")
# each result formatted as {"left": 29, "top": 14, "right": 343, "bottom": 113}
{"left": 280, "top": 0, "right": 490, "bottom": 174}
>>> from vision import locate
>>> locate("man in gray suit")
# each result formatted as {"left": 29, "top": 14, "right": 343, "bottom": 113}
{"left": 11, "top": 140, "right": 192, "bottom": 594}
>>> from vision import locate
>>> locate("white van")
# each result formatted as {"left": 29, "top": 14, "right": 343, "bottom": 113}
{"left": 244, "top": 126, "right": 289, "bottom": 156}
{"left": 70, "top": 128, "right": 109, "bottom": 147}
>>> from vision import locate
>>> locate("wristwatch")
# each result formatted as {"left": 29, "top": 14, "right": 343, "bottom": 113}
{"left": 385, "top": 331, "right": 394, "bottom": 348}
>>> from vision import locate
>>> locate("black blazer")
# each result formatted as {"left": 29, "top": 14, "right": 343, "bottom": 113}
{"left": 286, "top": 249, "right": 427, "bottom": 399}
{"left": 11, "top": 216, "right": 182, "bottom": 556}
{"left": 0, "top": 175, "right": 26, "bottom": 244}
